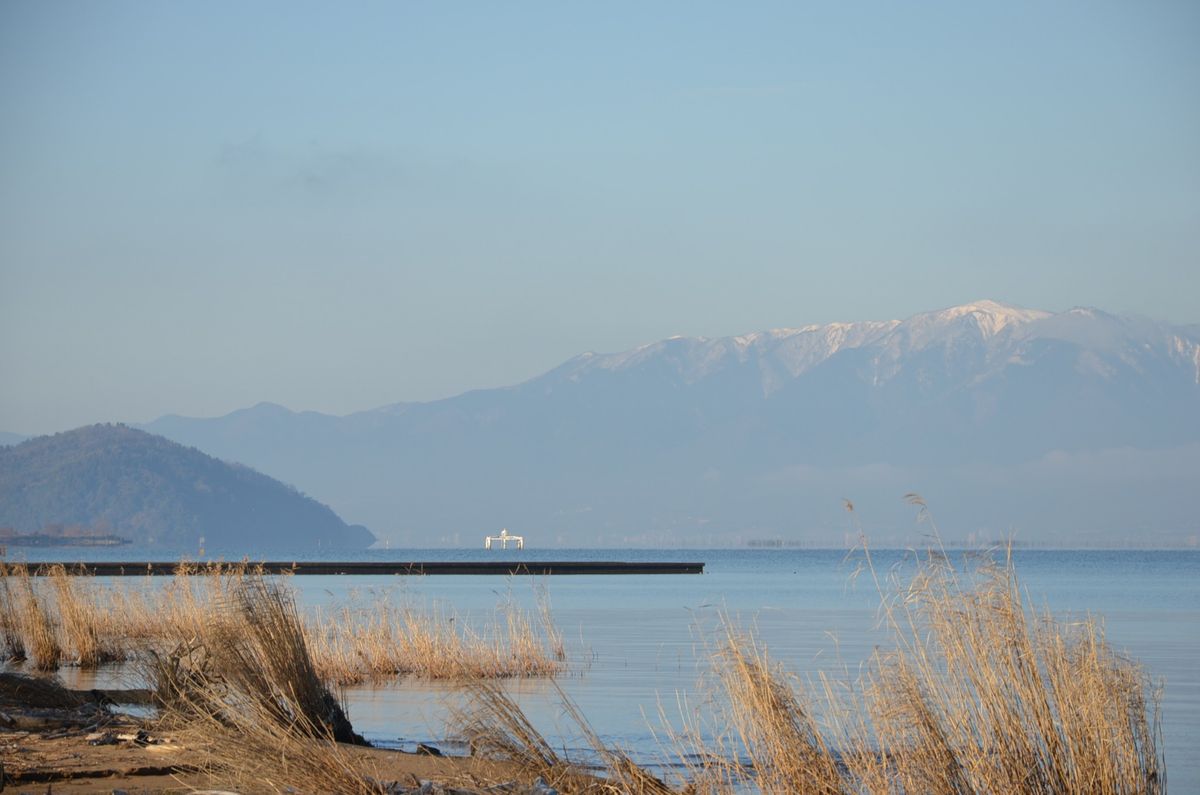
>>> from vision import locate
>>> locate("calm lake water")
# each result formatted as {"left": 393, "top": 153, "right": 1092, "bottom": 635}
{"left": 15, "top": 546, "right": 1200, "bottom": 791}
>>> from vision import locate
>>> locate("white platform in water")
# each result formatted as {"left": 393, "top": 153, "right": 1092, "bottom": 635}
{"left": 484, "top": 528, "right": 523, "bottom": 549}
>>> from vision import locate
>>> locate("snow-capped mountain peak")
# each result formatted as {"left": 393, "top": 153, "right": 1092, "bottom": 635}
{"left": 138, "top": 300, "right": 1199, "bottom": 548}
{"left": 546, "top": 300, "right": 1200, "bottom": 397}
{"left": 896, "top": 300, "right": 1052, "bottom": 342}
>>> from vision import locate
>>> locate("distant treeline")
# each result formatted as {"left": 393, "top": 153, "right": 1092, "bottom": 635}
{"left": 0, "top": 521, "right": 125, "bottom": 539}
{"left": 0, "top": 528, "right": 131, "bottom": 547}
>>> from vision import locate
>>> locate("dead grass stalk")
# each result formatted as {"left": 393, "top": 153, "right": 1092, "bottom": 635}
{"left": 9, "top": 564, "right": 61, "bottom": 670}
{"left": 46, "top": 564, "right": 122, "bottom": 666}
{"left": 452, "top": 680, "right": 675, "bottom": 794}
{"left": 0, "top": 562, "right": 28, "bottom": 661}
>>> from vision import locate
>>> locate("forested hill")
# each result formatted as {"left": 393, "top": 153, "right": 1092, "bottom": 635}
{"left": 0, "top": 424, "right": 374, "bottom": 551}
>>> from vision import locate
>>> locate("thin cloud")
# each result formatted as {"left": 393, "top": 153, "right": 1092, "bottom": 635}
{"left": 216, "top": 136, "right": 405, "bottom": 200}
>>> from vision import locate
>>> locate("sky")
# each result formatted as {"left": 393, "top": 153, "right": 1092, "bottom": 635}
{"left": 2, "top": 1, "right": 1198, "bottom": 435}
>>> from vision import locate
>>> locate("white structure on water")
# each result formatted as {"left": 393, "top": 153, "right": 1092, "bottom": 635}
{"left": 484, "top": 528, "right": 524, "bottom": 550}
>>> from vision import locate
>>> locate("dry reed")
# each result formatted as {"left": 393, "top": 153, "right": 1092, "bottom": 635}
{"left": 188, "top": 577, "right": 363, "bottom": 744}
{"left": 7, "top": 564, "right": 62, "bottom": 670}
{"left": 0, "top": 563, "right": 566, "bottom": 687}
{"left": 163, "top": 689, "right": 384, "bottom": 795}
{"left": 148, "top": 575, "right": 377, "bottom": 792}
{"left": 305, "top": 588, "right": 566, "bottom": 686}
{"left": 452, "top": 679, "right": 673, "bottom": 794}
{"left": 712, "top": 627, "right": 843, "bottom": 794}
{"left": 671, "top": 544, "right": 1165, "bottom": 795}
{"left": 0, "top": 542, "right": 1165, "bottom": 794}
{"left": 848, "top": 550, "right": 1164, "bottom": 794}
{"left": 0, "top": 562, "right": 28, "bottom": 661}
{"left": 46, "top": 564, "right": 122, "bottom": 666}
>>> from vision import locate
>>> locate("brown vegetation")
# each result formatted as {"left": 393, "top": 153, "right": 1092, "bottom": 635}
{"left": 148, "top": 577, "right": 378, "bottom": 792}
{"left": 657, "top": 546, "right": 1165, "bottom": 795}
{"left": 0, "top": 562, "right": 566, "bottom": 685}
{"left": 11, "top": 563, "right": 62, "bottom": 669}
{"left": 0, "top": 562, "right": 28, "bottom": 660}
{"left": 46, "top": 564, "right": 123, "bottom": 666}
{"left": 305, "top": 586, "right": 566, "bottom": 686}
{"left": 451, "top": 680, "right": 673, "bottom": 795}
{"left": 0, "top": 548, "right": 1165, "bottom": 794}
{"left": 449, "top": 548, "right": 1164, "bottom": 795}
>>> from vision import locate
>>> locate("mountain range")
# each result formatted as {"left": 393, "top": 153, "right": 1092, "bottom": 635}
{"left": 131, "top": 301, "right": 1199, "bottom": 547}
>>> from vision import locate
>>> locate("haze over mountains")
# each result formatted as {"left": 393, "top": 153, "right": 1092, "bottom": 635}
{"left": 126, "top": 301, "right": 1199, "bottom": 548}
{"left": 0, "top": 425, "right": 374, "bottom": 550}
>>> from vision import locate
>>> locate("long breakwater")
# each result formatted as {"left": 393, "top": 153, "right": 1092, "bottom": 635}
{"left": 20, "top": 560, "right": 705, "bottom": 576}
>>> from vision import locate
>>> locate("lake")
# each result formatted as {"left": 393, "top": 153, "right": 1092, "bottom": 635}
{"left": 15, "top": 546, "right": 1199, "bottom": 791}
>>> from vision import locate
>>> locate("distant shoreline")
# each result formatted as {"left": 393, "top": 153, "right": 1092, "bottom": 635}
{"left": 0, "top": 533, "right": 131, "bottom": 548}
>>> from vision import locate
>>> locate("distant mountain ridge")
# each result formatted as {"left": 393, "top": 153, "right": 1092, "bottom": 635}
{"left": 142, "top": 301, "right": 1200, "bottom": 547}
{"left": 551, "top": 300, "right": 1196, "bottom": 395}
{"left": 0, "top": 425, "right": 374, "bottom": 550}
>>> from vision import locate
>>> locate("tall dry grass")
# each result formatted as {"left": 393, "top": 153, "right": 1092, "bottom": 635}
{"left": 675, "top": 544, "right": 1165, "bottom": 795}
{"left": 448, "top": 543, "right": 1163, "bottom": 795}
{"left": 150, "top": 576, "right": 362, "bottom": 743}
{"left": 712, "top": 627, "right": 843, "bottom": 795}
{"left": 0, "top": 542, "right": 1165, "bottom": 794}
{"left": 847, "top": 549, "right": 1164, "bottom": 794}
{"left": 0, "top": 561, "right": 255, "bottom": 670}
{"left": 161, "top": 685, "right": 383, "bottom": 795}
{"left": 221, "top": 577, "right": 363, "bottom": 744}
{"left": 148, "top": 575, "right": 378, "bottom": 793}
{"left": 452, "top": 680, "right": 673, "bottom": 795}
{"left": 304, "top": 587, "right": 567, "bottom": 686}
{"left": 0, "top": 563, "right": 566, "bottom": 687}
{"left": 46, "top": 564, "right": 122, "bottom": 666}
{"left": 0, "top": 562, "right": 28, "bottom": 661}
{"left": 4, "top": 564, "right": 62, "bottom": 670}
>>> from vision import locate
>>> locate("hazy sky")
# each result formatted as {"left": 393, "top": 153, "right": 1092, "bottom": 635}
{"left": 2, "top": 1, "right": 1198, "bottom": 434}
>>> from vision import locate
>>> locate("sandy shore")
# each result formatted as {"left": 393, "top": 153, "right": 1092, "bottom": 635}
{"left": 3, "top": 729, "right": 524, "bottom": 793}
{"left": 0, "top": 673, "right": 531, "bottom": 795}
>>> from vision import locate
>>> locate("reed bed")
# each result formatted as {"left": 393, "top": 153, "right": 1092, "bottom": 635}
{"left": 845, "top": 550, "right": 1164, "bottom": 794}
{"left": 3, "top": 563, "right": 63, "bottom": 670}
{"left": 662, "top": 546, "right": 1165, "bottom": 795}
{"left": 446, "top": 547, "right": 1163, "bottom": 795}
{"left": 46, "top": 564, "right": 123, "bottom": 665}
{"left": 304, "top": 589, "right": 566, "bottom": 686}
{"left": 0, "top": 547, "right": 1164, "bottom": 794}
{"left": 0, "top": 563, "right": 567, "bottom": 687}
{"left": 0, "top": 561, "right": 255, "bottom": 669}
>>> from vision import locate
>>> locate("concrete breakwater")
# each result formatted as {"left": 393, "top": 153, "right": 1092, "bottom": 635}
{"left": 22, "top": 560, "right": 705, "bottom": 576}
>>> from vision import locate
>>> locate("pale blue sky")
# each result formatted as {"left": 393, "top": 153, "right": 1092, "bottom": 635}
{"left": 2, "top": 1, "right": 1198, "bottom": 434}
